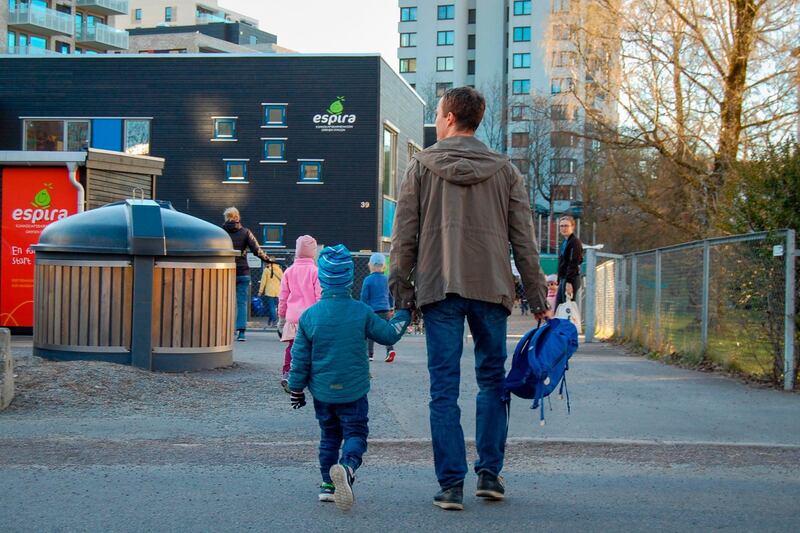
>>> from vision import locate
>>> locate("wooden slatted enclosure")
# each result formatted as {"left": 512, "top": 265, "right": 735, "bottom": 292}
{"left": 151, "top": 262, "right": 236, "bottom": 351}
{"left": 33, "top": 260, "right": 133, "bottom": 350}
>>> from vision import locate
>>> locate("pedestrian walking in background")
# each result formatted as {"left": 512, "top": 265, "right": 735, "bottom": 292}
{"left": 390, "top": 87, "right": 548, "bottom": 511}
{"left": 258, "top": 259, "right": 283, "bottom": 327}
{"left": 360, "top": 252, "right": 398, "bottom": 362}
{"left": 556, "top": 215, "right": 583, "bottom": 306}
{"left": 278, "top": 235, "right": 321, "bottom": 393}
{"left": 288, "top": 245, "right": 411, "bottom": 511}
{"left": 222, "top": 207, "right": 270, "bottom": 342}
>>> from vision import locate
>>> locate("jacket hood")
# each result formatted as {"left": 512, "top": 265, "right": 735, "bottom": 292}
{"left": 223, "top": 220, "right": 242, "bottom": 233}
{"left": 414, "top": 135, "right": 509, "bottom": 185}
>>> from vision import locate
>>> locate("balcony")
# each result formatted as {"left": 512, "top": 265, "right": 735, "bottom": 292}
{"left": 7, "top": 45, "right": 61, "bottom": 56}
{"left": 196, "top": 12, "right": 228, "bottom": 24}
{"left": 8, "top": 4, "right": 74, "bottom": 37}
{"left": 76, "top": 23, "right": 129, "bottom": 51}
{"left": 75, "top": 0, "right": 129, "bottom": 16}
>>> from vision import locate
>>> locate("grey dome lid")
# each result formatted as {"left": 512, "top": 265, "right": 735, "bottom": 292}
{"left": 34, "top": 200, "right": 237, "bottom": 257}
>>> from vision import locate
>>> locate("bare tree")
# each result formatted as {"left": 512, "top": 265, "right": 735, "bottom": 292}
{"left": 476, "top": 77, "right": 508, "bottom": 153}
{"left": 570, "top": 0, "right": 799, "bottom": 239}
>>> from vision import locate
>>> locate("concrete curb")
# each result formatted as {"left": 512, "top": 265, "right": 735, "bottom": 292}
{"left": 1, "top": 328, "right": 13, "bottom": 410}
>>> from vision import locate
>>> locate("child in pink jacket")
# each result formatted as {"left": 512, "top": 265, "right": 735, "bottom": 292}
{"left": 278, "top": 235, "right": 321, "bottom": 392}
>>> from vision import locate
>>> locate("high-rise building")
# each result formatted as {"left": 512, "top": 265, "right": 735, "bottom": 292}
{"left": 116, "top": 0, "right": 257, "bottom": 30}
{"left": 2, "top": 0, "right": 130, "bottom": 55}
{"left": 397, "top": 0, "right": 618, "bottom": 237}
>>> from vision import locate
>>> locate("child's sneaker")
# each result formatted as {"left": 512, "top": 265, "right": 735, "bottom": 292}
{"left": 318, "top": 482, "right": 335, "bottom": 502}
{"left": 329, "top": 464, "right": 355, "bottom": 511}
{"left": 385, "top": 350, "right": 396, "bottom": 363}
{"left": 280, "top": 378, "right": 290, "bottom": 394}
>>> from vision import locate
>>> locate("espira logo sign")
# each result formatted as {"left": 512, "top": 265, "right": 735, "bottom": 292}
{"left": 313, "top": 96, "right": 357, "bottom": 133}
{"left": 1, "top": 168, "right": 78, "bottom": 328}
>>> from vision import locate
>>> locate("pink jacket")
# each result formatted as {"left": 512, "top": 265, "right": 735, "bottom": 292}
{"left": 278, "top": 257, "right": 321, "bottom": 323}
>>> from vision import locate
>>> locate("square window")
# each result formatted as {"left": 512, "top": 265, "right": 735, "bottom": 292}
{"left": 511, "top": 105, "right": 528, "bottom": 121}
{"left": 399, "top": 58, "right": 416, "bottom": 73}
{"left": 513, "top": 26, "right": 531, "bottom": 41}
{"left": 299, "top": 161, "right": 322, "bottom": 182}
{"left": 512, "top": 158, "right": 530, "bottom": 174}
{"left": 436, "top": 56, "right": 454, "bottom": 71}
{"left": 213, "top": 118, "right": 236, "bottom": 139}
{"left": 400, "top": 7, "right": 417, "bottom": 21}
{"left": 513, "top": 1, "right": 531, "bottom": 15}
{"left": 437, "top": 4, "right": 455, "bottom": 20}
{"left": 552, "top": 0, "right": 571, "bottom": 14}
{"left": 125, "top": 120, "right": 150, "bottom": 155}
{"left": 513, "top": 53, "right": 531, "bottom": 68}
{"left": 400, "top": 32, "right": 416, "bottom": 47}
{"left": 263, "top": 140, "right": 285, "bottom": 160}
{"left": 467, "top": 60, "right": 475, "bottom": 75}
{"left": 468, "top": 8, "right": 476, "bottom": 24}
{"left": 261, "top": 224, "right": 285, "bottom": 247}
{"left": 263, "top": 104, "right": 287, "bottom": 126}
{"left": 436, "top": 82, "right": 452, "bottom": 97}
{"left": 226, "top": 161, "right": 247, "bottom": 181}
{"left": 437, "top": 30, "right": 454, "bottom": 46}
{"left": 512, "top": 79, "right": 530, "bottom": 94}
{"left": 511, "top": 132, "right": 529, "bottom": 148}
{"left": 467, "top": 34, "right": 476, "bottom": 50}
{"left": 135, "top": 8, "right": 142, "bottom": 21}
{"left": 67, "top": 120, "right": 90, "bottom": 151}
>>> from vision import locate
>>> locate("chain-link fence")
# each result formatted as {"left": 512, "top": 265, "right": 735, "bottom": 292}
{"left": 586, "top": 230, "right": 798, "bottom": 390}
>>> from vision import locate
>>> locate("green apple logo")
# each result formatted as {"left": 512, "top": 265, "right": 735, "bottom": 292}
{"left": 32, "top": 184, "right": 53, "bottom": 209}
{"left": 327, "top": 96, "right": 345, "bottom": 115}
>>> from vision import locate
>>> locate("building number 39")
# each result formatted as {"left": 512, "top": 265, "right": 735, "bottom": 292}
{"left": 360, "top": 202, "right": 370, "bottom": 208}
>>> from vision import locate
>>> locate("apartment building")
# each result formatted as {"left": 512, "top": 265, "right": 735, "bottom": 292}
{"left": 128, "top": 21, "right": 280, "bottom": 53}
{"left": 397, "top": 0, "right": 618, "bottom": 235}
{"left": 1, "top": 0, "right": 129, "bottom": 54}
{"left": 116, "top": 0, "right": 256, "bottom": 30}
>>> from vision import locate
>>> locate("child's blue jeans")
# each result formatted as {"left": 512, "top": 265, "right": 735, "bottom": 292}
{"left": 314, "top": 395, "right": 369, "bottom": 483}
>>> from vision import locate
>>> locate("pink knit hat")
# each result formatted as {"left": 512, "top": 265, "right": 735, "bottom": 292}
{"left": 295, "top": 235, "right": 318, "bottom": 258}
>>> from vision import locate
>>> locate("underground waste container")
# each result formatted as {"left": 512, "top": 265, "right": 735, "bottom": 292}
{"left": 32, "top": 199, "right": 238, "bottom": 372}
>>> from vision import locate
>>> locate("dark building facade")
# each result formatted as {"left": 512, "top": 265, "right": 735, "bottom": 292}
{"left": 128, "top": 21, "right": 278, "bottom": 52}
{"left": 0, "top": 54, "right": 424, "bottom": 252}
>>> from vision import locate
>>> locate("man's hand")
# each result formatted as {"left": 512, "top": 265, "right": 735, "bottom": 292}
{"left": 533, "top": 310, "right": 548, "bottom": 321}
{"left": 290, "top": 390, "right": 306, "bottom": 409}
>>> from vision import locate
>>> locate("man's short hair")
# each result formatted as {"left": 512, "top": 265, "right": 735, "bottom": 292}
{"left": 559, "top": 215, "right": 576, "bottom": 226}
{"left": 441, "top": 87, "right": 486, "bottom": 132}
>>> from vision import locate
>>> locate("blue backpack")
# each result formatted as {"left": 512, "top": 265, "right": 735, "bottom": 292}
{"left": 504, "top": 318, "right": 579, "bottom": 425}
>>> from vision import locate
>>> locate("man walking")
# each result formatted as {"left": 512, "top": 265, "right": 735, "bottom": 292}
{"left": 389, "top": 87, "right": 548, "bottom": 511}
{"left": 556, "top": 215, "right": 583, "bottom": 305}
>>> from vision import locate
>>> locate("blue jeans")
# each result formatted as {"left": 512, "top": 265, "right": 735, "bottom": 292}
{"left": 235, "top": 275, "right": 250, "bottom": 331}
{"left": 422, "top": 295, "right": 509, "bottom": 489}
{"left": 265, "top": 296, "right": 278, "bottom": 325}
{"left": 314, "top": 395, "right": 369, "bottom": 483}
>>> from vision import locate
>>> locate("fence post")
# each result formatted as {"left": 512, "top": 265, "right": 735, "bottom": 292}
{"left": 785, "top": 229, "right": 796, "bottom": 391}
{"left": 584, "top": 247, "right": 597, "bottom": 343}
{"left": 630, "top": 255, "right": 638, "bottom": 332}
{"left": 618, "top": 258, "right": 627, "bottom": 337}
{"left": 701, "top": 240, "right": 710, "bottom": 353}
{"left": 655, "top": 250, "right": 662, "bottom": 348}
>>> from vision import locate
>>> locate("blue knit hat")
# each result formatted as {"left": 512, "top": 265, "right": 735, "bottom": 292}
{"left": 369, "top": 252, "right": 386, "bottom": 266}
{"left": 317, "top": 244, "right": 354, "bottom": 290}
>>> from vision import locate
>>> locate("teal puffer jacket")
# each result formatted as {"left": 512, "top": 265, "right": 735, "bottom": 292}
{"left": 288, "top": 288, "right": 410, "bottom": 404}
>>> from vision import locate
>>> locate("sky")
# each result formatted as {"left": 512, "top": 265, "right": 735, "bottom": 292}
{"left": 222, "top": 0, "right": 399, "bottom": 72}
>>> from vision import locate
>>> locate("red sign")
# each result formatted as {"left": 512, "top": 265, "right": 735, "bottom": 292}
{"left": 1, "top": 167, "right": 78, "bottom": 328}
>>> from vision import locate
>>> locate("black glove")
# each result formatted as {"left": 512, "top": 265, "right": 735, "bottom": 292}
{"left": 290, "top": 390, "right": 306, "bottom": 409}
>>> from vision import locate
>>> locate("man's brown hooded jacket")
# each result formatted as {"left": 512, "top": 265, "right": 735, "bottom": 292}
{"left": 389, "top": 135, "right": 547, "bottom": 314}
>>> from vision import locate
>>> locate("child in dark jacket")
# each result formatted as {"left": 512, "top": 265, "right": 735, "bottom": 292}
{"left": 360, "top": 252, "right": 397, "bottom": 362}
{"left": 288, "top": 244, "right": 410, "bottom": 512}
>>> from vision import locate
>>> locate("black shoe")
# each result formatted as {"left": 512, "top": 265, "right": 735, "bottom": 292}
{"left": 476, "top": 469, "right": 505, "bottom": 500}
{"left": 330, "top": 464, "right": 355, "bottom": 511}
{"left": 433, "top": 484, "right": 464, "bottom": 511}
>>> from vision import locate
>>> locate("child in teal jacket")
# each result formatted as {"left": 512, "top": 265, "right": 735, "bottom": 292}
{"left": 288, "top": 244, "right": 410, "bottom": 511}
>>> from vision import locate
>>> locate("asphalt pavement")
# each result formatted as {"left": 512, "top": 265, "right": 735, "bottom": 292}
{"left": 2, "top": 324, "right": 799, "bottom": 532}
